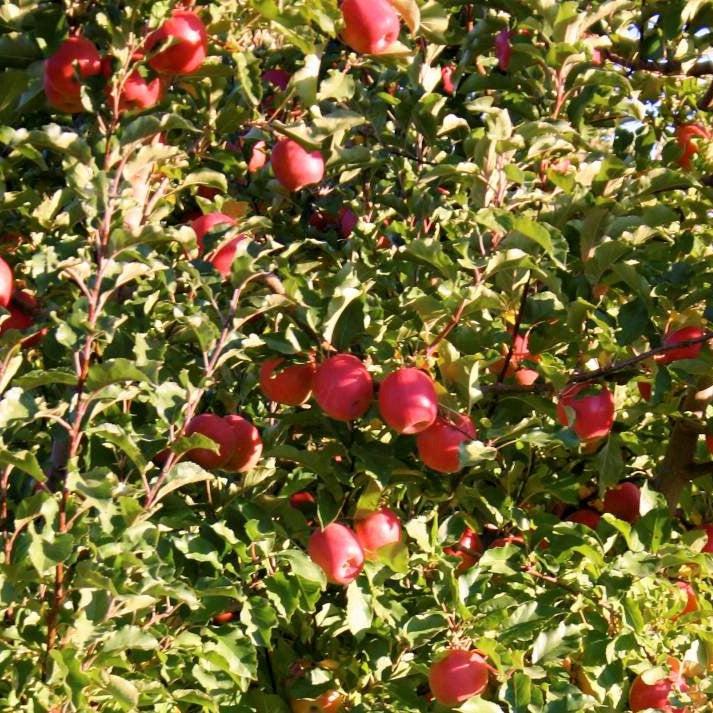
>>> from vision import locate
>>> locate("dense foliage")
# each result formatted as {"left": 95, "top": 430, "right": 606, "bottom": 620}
{"left": 0, "top": 0, "right": 713, "bottom": 710}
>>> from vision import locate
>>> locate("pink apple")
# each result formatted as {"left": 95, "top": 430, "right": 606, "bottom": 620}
{"left": 223, "top": 414, "right": 262, "bottom": 473}
{"left": 44, "top": 36, "right": 102, "bottom": 113}
{"left": 341, "top": 0, "right": 400, "bottom": 55}
{"left": 378, "top": 367, "right": 438, "bottom": 434}
{"left": 629, "top": 671, "right": 687, "bottom": 712}
{"left": 185, "top": 414, "right": 237, "bottom": 469}
{"left": 354, "top": 508, "right": 402, "bottom": 559}
{"left": 259, "top": 357, "right": 317, "bottom": 406}
{"left": 308, "top": 523, "right": 365, "bottom": 585}
{"left": 416, "top": 413, "right": 476, "bottom": 473}
{"left": 145, "top": 10, "right": 208, "bottom": 75}
{"left": 655, "top": 326, "right": 706, "bottom": 365}
{"left": 271, "top": 139, "right": 325, "bottom": 191}
{"left": 556, "top": 383, "right": 615, "bottom": 443}
{"left": 313, "top": 354, "right": 373, "bottom": 421}
{"left": 428, "top": 649, "right": 490, "bottom": 705}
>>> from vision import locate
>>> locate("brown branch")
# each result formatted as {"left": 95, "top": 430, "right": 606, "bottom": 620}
{"left": 425, "top": 299, "right": 467, "bottom": 358}
{"left": 605, "top": 51, "right": 713, "bottom": 77}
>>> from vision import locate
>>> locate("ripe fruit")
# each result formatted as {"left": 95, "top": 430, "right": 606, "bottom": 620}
{"left": 308, "top": 523, "right": 365, "bottom": 585}
{"left": 354, "top": 508, "right": 402, "bottom": 559}
{"left": 341, "top": 0, "right": 400, "bottom": 55}
{"left": 43, "top": 36, "right": 102, "bottom": 113}
{"left": 209, "top": 236, "right": 248, "bottom": 278}
{"left": 495, "top": 29, "right": 512, "bottom": 71}
{"left": 556, "top": 383, "right": 615, "bottom": 443}
{"left": 428, "top": 649, "right": 490, "bottom": 705}
{"left": 706, "top": 434, "right": 713, "bottom": 456}
{"left": 441, "top": 64, "right": 456, "bottom": 95}
{"left": 290, "top": 691, "right": 344, "bottom": 713}
{"left": 378, "top": 367, "right": 438, "bottom": 435}
{"left": 145, "top": 10, "right": 208, "bottom": 76}
{"left": 696, "top": 523, "right": 713, "bottom": 552}
{"left": 191, "top": 212, "right": 236, "bottom": 254}
{"left": 212, "top": 611, "right": 237, "bottom": 625}
{"left": 444, "top": 527, "right": 483, "bottom": 573}
{"left": 566, "top": 509, "right": 601, "bottom": 529}
{"left": 638, "top": 382, "right": 652, "bottom": 401}
{"left": 289, "top": 491, "right": 316, "bottom": 511}
{"left": 655, "top": 326, "right": 706, "bottom": 365}
{"left": 185, "top": 414, "right": 237, "bottom": 469}
{"left": 416, "top": 412, "right": 476, "bottom": 473}
{"left": 338, "top": 207, "right": 358, "bottom": 238}
{"left": 490, "top": 332, "right": 540, "bottom": 377}
{"left": 490, "top": 534, "right": 525, "bottom": 548}
{"left": 313, "top": 354, "right": 373, "bottom": 421}
{"left": 673, "top": 581, "right": 698, "bottom": 616}
{"left": 0, "top": 258, "right": 14, "bottom": 308}
{"left": 263, "top": 68, "right": 291, "bottom": 91}
{"left": 248, "top": 141, "right": 268, "bottom": 173}
{"left": 676, "top": 123, "right": 710, "bottom": 169}
{"left": 259, "top": 357, "right": 317, "bottom": 406}
{"left": 271, "top": 139, "right": 325, "bottom": 191}
{"left": 629, "top": 671, "right": 687, "bottom": 712}
{"left": 115, "top": 71, "right": 164, "bottom": 112}
{"left": 602, "top": 482, "right": 640, "bottom": 523}
{"left": 514, "top": 368, "right": 539, "bottom": 386}
{"left": 222, "top": 415, "right": 262, "bottom": 473}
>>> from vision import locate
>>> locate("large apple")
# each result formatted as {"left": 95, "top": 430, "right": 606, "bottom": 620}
{"left": 116, "top": 70, "right": 164, "bottom": 112}
{"left": 308, "top": 523, "right": 365, "bottom": 585}
{"left": 259, "top": 357, "right": 316, "bottom": 406}
{"left": 191, "top": 212, "right": 236, "bottom": 254}
{"left": 145, "top": 10, "right": 208, "bottom": 75}
{"left": 655, "top": 326, "right": 706, "bottom": 365}
{"left": 313, "top": 354, "right": 373, "bottom": 421}
{"left": 428, "top": 649, "right": 490, "bottom": 705}
{"left": 566, "top": 509, "right": 601, "bottom": 529}
{"left": 43, "top": 36, "right": 102, "bottom": 113}
{"left": 341, "top": 0, "right": 400, "bottom": 55}
{"left": 354, "top": 508, "right": 402, "bottom": 559}
{"left": 0, "top": 258, "right": 14, "bottom": 308}
{"left": 222, "top": 415, "right": 262, "bottom": 473}
{"left": 271, "top": 139, "right": 325, "bottom": 191}
{"left": 185, "top": 414, "right": 237, "bottom": 469}
{"left": 444, "top": 527, "right": 483, "bottom": 573}
{"left": 602, "top": 482, "right": 640, "bottom": 523}
{"left": 556, "top": 383, "right": 615, "bottom": 443}
{"left": 378, "top": 367, "right": 438, "bottom": 434}
{"left": 416, "top": 412, "right": 476, "bottom": 473}
{"left": 290, "top": 691, "right": 344, "bottom": 713}
{"left": 629, "top": 671, "right": 687, "bottom": 712}
{"left": 676, "top": 123, "right": 710, "bottom": 169}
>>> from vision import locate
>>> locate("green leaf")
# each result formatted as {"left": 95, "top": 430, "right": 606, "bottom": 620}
{"left": 346, "top": 580, "right": 372, "bottom": 634}
{"left": 102, "top": 626, "right": 159, "bottom": 653}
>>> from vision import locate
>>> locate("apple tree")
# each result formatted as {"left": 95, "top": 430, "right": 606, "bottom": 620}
{"left": 0, "top": 0, "right": 712, "bottom": 710}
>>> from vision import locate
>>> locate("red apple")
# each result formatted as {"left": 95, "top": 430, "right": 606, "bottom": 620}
{"left": 673, "top": 581, "right": 698, "bottom": 616}
{"left": 696, "top": 523, "right": 713, "bottom": 552}
{"left": 629, "top": 671, "right": 687, "bottom": 712}
{"left": 428, "top": 649, "right": 490, "bottom": 705}
{"left": 209, "top": 236, "right": 248, "bottom": 278}
{"left": 313, "top": 354, "right": 373, "bottom": 421}
{"left": 197, "top": 185, "right": 221, "bottom": 200}
{"left": 354, "top": 508, "right": 402, "bottom": 559}
{"left": 706, "top": 434, "right": 713, "bottom": 455}
{"left": 191, "top": 212, "right": 237, "bottom": 254}
{"left": 490, "top": 332, "right": 540, "bottom": 377}
{"left": 441, "top": 64, "right": 456, "bottom": 95}
{"left": 291, "top": 691, "right": 344, "bottom": 713}
{"left": 43, "top": 36, "right": 102, "bottom": 113}
{"left": 263, "top": 68, "right": 291, "bottom": 91}
{"left": 341, "top": 0, "right": 400, "bottom": 55}
{"left": 212, "top": 611, "right": 237, "bottom": 625}
{"left": 145, "top": 10, "right": 208, "bottom": 76}
{"left": 289, "top": 491, "right": 316, "bottom": 511}
{"left": 185, "top": 414, "right": 237, "bottom": 469}
{"left": 271, "top": 139, "right": 325, "bottom": 191}
{"left": 378, "top": 367, "right": 438, "bottom": 434}
{"left": 222, "top": 414, "right": 262, "bottom": 473}
{"left": 514, "top": 368, "right": 539, "bottom": 386}
{"left": 116, "top": 70, "right": 164, "bottom": 112}
{"left": 444, "top": 527, "right": 483, "bottom": 573}
{"left": 556, "top": 383, "right": 615, "bottom": 443}
{"left": 495, "top": 29, "right": 512, "bottom": 71}
{"left": 566, "top": 509, "right": 601, "bottom": 529}
{"left": 416, "top": 412, "right": 476, "bottom": 473}
{"left": 0, "top": 258, "right": 14, "bottom": 308}
{"left": 655, "top": 326, "right": 706, "bottom": 365}
{"left": 248, "top": 141, "right": 268, "bottom": 173}
{"left": 339, "top": 207, "right": 358, "bottom": 238}
{"left": 676, "top": 123, "right": 710, "bottom": 169}
{"left": 602, "top": 482, "right": 640, "bottom": 523}
{"left": 259, "top": 357, "right": 317, "bottom": 406}
{"left": 308, "top": 523, "right": 365, "bottom": 585}
{"left": 490, "top": 534, "right": 525, "bottom": 548}
{"left": 638, "top": 382, "right": 652, "bottom": 401}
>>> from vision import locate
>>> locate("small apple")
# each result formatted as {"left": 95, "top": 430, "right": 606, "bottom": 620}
{"left": 248, "top": 140, "right": 268, "bottom": 173}
{"left": 378, "top": 367, "right": 438, "bottom": 435}
{"left": 222, "top": 414, "right": 262, "bottom": 473}
{"left": 416, "top": 412, "right": 476, "bottom": 473}
{"left": 145, "top": 10, "right": 208, "bottom": 76}
{"left": 444, "top": 527, "right": 483, "bottom": 573}
{"left": 44, "top": 36, "right": 102, "bottom": 113}
{"left": 676, "top": 123, "right": 710, "bottom": 169}
{"left": 441, "top": 64, "right": 456, "bottom": 95}
{"left": 556, "top": 383, "right": 615, "bottom": 443}
{"left": 354, "top": 508, "right": 402, "bottom": 559}
{"left": 495, "top": 29, "right": 512, "bottom": 71}
{"left": 629, "top": 670, "right": 687, "bottom": 712}
{"left": 313, "top": 354, "right": 373, "bottom": 421}
{"left": 289, "top": 491, "right": 316, "bottom": 511}
{"left": 271, "top": 139, "right": 325, "bottom": 191}
{"left": 290, "top": 691, "right": 344, "bottom": 713}
{"left": 185, "top": 414, "right": 237, "bottom": 469}
{"left": 0, "top": 258, "right": 14, "bottom": 308}
{"left": 212, "top": 611, "right": 237, "bottom": 625}
{"left": 308, "top": 523, "right": 365, "bottom": 585}
{"left": 428, "top": 649, "right": 490, "bottom": 705}
{"left": 263, "top": 68, "right": 291, "bottom": 91}
{"left": 341, "top": 0, "right": 400, "bottom": 55}
{"left": 566, "top": 509, "right": 601, "bottom": 529}
{"left": 338, "top": 207, "right": 358, "bottom": 239}
{"left": 490, "top": 534, "right": 525, "bottom": 548}
{"left": 209, "top": 236, "right": 248, "bottom": 279}
{"left": 602, "top": 482, "right": 640, "bottom": 523}
{"left": 490, "top": 332, "right": 540, "bottom": 378}
{"left": 638, "top": 382, "right": 652, "bottom": 401}
{"left": 706, "top": 434, "right": 713, "bottom": 456}
{"left": 696, "top": 523, "right": 713, "bottom": 552}
{"left": 115, "top": 70, "right": 164, "bottom": 112}
{"left": 191, "top": 212, "right": 236, "bottom": 254}
{"left": 673, "top": 581, "right": 698, "bottom": 617}
{"left": 259, "top": 357, "right": 317, "bottom": 406}
{"left": 655, "top": 326, "right": 706, "bottom": 365}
